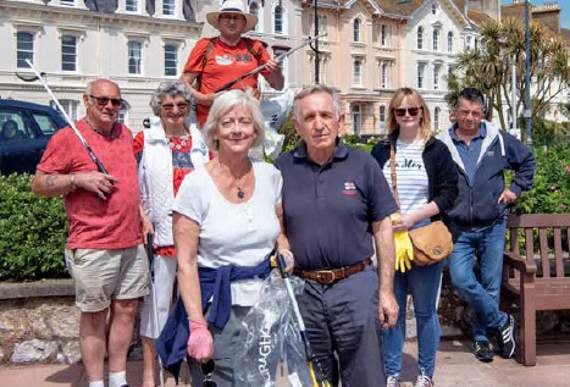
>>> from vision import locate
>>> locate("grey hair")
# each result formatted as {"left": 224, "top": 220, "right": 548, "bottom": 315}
{"left": 202, "top": 89, "right": 266, "bottom": 151}
{"left": 84, "top": 78, "right": 120, "bottom": 96}
{"left": 149, "top": 81, "right": 193, "bottom": 115}
{"left": 293, "top": 85, "right": 341, "bottom": 120}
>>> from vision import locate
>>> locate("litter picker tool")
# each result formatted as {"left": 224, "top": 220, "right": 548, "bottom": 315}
{"left": 146, "top": 232, "right": 166, "bottom": 387}
{"left": 16, "top": 59, "right": 109, "bottom": 173}
{"left": 214, "top": 33, "right": 327, "bottom": 93}
{"left": 277, "top": 254, "right": 331, "bottom": 387}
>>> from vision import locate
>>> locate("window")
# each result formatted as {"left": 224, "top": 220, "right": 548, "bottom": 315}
{"left": 118, "top": 109, "right": 129, "bottom": 125}
{"left": 434, "top": 107, "right": 441, "bottom": 131}
{"left": 417, "top": 63, "right": 425, "bottom": 89}
{"left": 466, "top": 36, "right": 472, "bottom": 50}
{"left": 249, "top": 1, "right": 259, "bottom": 31}
{"left": 50, "top": 100, "right": 79, "bottom": 121}
{"left": 17, "top": 32, "right": 34, "bottom": 69}
{"left": 381, "top": 24, "right": 389, "bottom": 46}
{"left": 316, "top": 15, "right": 327, "bottom": 34}
{"left": 433, "top": 29, "right": 439, "bottom": 51}
{"left": 61, "top": 35, "right": 77, "bottom": 72}
{"left": 163, "top": 0, "right": 175, "bottom": 16}
{"left": 353, "top": 59, "right": 362, "bottom": 85}
{"left": 164, "top": 44, "right": 178, "bottom": 76}
{"left": 432, "top": 3, "right": 438, "bottom": 15}
{"left": 352, "top": 105, "right": 361, "bottom": 135}
{"left": 0, "top": 111, "right": 34, "bottom": 141}
{"left": 379, "top": 105, "right": 386, "bottom": 122}
{"left": 448, "top": 31, "right": 454, "bottom": 53}
{"left": 32, "top": 113, "right": 60, "bottom": 135}
{"left": 128, "top": 41, "right": 142, "bottom": 75}
{"left": 274, "top": 5, "right": 284, "bottom": 34}
{"left": 60, "top": 0, "right": 75, "bottom": 5}
{"left": 273, "top": 47, "right": 289, "bottom": 86}
{"left": 126, "top": 0, "right": 138, "bottom": 12}
{"left": 433, "top": 65, "right": 440, "bottom": 90}
{"left": 417, "top": 26, "right": 423, "bottom": 50}
{"left": 381, "top": 63, "right": 389, "bottom": 89}
{"left": 353, "top": 18, "right": 361, "bottom": 42}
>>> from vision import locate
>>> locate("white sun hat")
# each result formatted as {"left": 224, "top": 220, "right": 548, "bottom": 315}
{"left": 206, "top": 0, "right": 258, "bottom": 33}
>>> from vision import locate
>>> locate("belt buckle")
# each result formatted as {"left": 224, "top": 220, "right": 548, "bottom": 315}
{"left": 317, "top": 270, "right": 336, "bottom": 284}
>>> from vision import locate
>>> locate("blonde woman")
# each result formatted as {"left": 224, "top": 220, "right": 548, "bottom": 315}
{"left": 371, "top": 88, "right": 458, "bottom": 387}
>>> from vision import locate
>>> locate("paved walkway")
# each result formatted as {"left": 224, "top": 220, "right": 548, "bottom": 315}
{"left": 1, "top": 338, "right": 569, "bottom": 386}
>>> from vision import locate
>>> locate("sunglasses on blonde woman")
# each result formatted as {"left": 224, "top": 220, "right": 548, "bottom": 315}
{"left": 394, "top": 107, "right": 421, "bottom": 117}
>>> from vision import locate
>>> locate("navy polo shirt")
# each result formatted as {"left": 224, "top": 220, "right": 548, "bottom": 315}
{"left": 450, "top": 123, "right": 487, "bottom": 185}
{"left": 275, "top": 142, "right": 398, "bottom": 270}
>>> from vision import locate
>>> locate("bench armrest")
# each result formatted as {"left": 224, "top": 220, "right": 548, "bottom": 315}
{"left": 504, "top": 251, "right": 537, "bottom": 275}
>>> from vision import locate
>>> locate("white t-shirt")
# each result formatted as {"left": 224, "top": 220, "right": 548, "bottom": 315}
{"left": 173, "top": 160, "right": 283, "bottom": 306}
{"left": 383, "top": 139, "right": 430, "bottom": 228}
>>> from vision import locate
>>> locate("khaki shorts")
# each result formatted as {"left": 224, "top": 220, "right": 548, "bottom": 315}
{"left": 65, "top": 245, "right": 150, "bottom": 312}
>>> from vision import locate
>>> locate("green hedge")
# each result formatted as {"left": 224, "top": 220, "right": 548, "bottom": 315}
{"left": 0, "top": 174, "right": 68, "bottom": 281}
{"left": 0, "top": 143, "right": 568, "bottom": 281}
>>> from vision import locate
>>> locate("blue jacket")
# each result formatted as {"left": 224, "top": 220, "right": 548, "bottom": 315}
{"left": 438, "top": 121, "right": 535, "bottom": 233}
{"left": 155, "top": 259, "right": 272, "bottom": 371}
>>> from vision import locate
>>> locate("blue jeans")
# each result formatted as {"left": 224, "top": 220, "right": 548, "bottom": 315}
{"left": 448, "top": 220, "right": 508, "bottom": 342}
{"left": 383, "top": 261, "right": 443, "bottom": 378}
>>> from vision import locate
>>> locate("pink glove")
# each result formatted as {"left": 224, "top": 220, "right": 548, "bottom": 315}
{"left": 187, "top": 319, "right": 214, "bottom": 361}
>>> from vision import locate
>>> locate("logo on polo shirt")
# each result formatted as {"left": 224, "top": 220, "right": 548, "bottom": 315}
{"left": 342, "top": 181, "right": 358, "bottom": 196}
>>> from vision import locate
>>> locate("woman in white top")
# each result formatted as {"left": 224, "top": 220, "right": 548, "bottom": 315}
{"left": 371, "top": 88, "right": 458, "bottom": 387}
{"left": 172, "top": 89, "right": 293, "bottom": 386}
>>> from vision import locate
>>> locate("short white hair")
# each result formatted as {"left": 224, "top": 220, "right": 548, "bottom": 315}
{"left": 202, "top": 89, "right": 266, "bottom": 151}
{"left": 293, "top": 85, "right": 341, "bottom": 120}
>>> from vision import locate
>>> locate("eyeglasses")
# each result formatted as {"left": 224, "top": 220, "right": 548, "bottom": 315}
{"left": 457, "top": 109, "right": 483, "bottom": 119}
{"left": 89, "top": 95, "right": 124, "bottom": 108}
{"left": 161, "top": 102, "right": 189, "bottom": 111}
{"left": 394, "top": 107, "right": 421, "bottom": 117}
{"left": 202, "top": 359, "right": 216, "bottom": 387}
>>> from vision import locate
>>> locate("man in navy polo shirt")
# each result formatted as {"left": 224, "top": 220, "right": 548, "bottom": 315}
{"left": 276, "top": 85, "right": 399, "bottom": 387}
{"left": 439, "top": 88, "right": 535, "bottom": 363}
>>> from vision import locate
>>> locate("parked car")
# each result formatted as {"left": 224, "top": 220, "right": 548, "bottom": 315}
{"left": 0, "top": 99, "right": 67, "bottom": 175}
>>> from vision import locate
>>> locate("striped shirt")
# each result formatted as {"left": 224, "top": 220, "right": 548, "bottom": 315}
{"left": 383, "top": 139, "right": 430, "bottom": 228}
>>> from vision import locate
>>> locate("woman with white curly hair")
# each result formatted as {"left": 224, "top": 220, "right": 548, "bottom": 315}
{"left": 134, "top": 80, "right": 210, "bottom": 387}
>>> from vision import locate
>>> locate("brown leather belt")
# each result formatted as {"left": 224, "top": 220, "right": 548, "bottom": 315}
{"left": 293, "top": 258, "right": 372, "bottom": 285}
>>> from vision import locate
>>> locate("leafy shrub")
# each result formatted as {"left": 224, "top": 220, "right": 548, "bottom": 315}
{"left": 0, "top": 174, "right": 68, "bottom": 281}
{"left": 515, "top": 144, "right": 570, "bottom": 214}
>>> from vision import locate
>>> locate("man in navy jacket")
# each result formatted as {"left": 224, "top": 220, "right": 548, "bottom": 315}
{"left": 439, "top": 88, "right": 535, "bottom": 363}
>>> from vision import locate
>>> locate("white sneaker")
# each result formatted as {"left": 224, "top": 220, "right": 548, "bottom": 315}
{"left": 386, "top": 375, "right": 401, "bottom": 387}
{"left": 414, "top": 374, "right": 434, "bottom": 387}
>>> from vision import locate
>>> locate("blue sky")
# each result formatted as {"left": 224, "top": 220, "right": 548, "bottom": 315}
{"left": 501, "top": 0, "right": 569, "bottom": 29}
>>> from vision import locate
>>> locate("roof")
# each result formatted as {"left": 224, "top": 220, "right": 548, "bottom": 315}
{"left": 375, "top": 0, "right": 423, "bottom": 16}
{"left": 467, "top": 10, "right": 493, "bottom": 26}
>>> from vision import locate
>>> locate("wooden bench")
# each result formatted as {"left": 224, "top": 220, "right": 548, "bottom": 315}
{"left": 501, "top": 213, "right": 570, "bottom": 366}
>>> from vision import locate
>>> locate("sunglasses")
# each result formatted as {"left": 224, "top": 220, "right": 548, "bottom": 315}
{"left": 161, "top": 102, "right": 189, "bottom": 111}
{"left": 202, "top": 359, "right": 216, "bottom": 387}
{"left": 89, "top": 95, "right": 124, "bottom": 108}
{"left": 394, "top": 107, "right": 421, "bottom": 117}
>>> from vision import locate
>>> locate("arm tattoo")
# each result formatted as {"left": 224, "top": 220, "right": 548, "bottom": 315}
{"left": 45, "top": 175, "right": 57, "bottom": 188}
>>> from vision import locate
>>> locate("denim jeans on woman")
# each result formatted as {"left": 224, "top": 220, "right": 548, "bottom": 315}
{"left": 383, "top": 261, "right": 443, "bottom": 378}
{"left": 447, "top": 219, "right": 508, "bottom": 342}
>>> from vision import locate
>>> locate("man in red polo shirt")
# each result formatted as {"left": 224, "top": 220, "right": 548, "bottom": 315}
{"left": 180, "top": 0, "right": 284, "bottom": 128}
{"left": 31, "top": 79, "right": 149, "bottom": 387}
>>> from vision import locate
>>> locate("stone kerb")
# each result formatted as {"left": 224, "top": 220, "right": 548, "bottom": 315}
{"left": 0, "top": 279, "right": 81, "bottom": 365}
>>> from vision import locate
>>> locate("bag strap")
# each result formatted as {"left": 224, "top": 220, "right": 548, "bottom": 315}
{"left": 389, "top": 144, "right": 400, "bottom": 207}
{"left": 195, "top": 37, "right": 217, "bottom": 92}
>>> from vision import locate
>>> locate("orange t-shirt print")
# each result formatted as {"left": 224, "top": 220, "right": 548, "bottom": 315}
{"left": 183, "top": 37, "right": 271, "bottom": 127}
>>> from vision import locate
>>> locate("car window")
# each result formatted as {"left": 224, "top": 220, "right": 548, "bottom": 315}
{"left": 31, "top": 112, "right": 58, "bottom": 135}
{"left": 0, "top": 110, "right": 35, "bottom": 142}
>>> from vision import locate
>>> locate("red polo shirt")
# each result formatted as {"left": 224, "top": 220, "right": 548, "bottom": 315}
{"left": 37, "top": 119, "right": 142, "bottom": 250}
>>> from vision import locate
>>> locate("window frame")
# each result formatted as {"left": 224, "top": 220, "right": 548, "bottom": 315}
{"left": 353, "top": 18, "right": 361, "bottom": 42}
{"left": 164, "top": 43, "right": 178, "bottom": 77}
{"left": 353, "top": 58, "right": 362, "bottom": 86}
{"left": 61, "top": 34, "right": 78, "bottom": 72}
{"left": 417, "top": 26, "right": 424, "bottom": 50}
{"left": 273, "top": 4, "right": 285, "bottom": 34}
{"left": 417, "top": 62, "right": 425, "bottom": 89}
{"left": 16, "top": 31, "right": 34, "bottom": 69}
{"left": 127, "top": 40, "right": 143, "bottom": 75}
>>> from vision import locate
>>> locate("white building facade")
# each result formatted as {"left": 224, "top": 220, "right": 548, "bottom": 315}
{"left": 402, "top": 0, "right": 475, "bottom": 134}
{"left": 0, "top": 0, "right": 201, "bottom": 130}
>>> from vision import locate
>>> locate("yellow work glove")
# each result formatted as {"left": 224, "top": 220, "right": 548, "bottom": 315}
{"left": 391, "top": 214, "right": 414, "bottom": 273}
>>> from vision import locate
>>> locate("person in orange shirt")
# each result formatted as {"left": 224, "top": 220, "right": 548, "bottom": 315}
{"left": 180, "top": 0, "right": 284, "bottom": 128}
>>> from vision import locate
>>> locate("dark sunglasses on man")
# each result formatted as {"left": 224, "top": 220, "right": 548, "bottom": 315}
{"left": 394, "top": 107, "right": 421, "bottom": 117}
{"left": 89, "top": 94, "right": 126, "bottom": 109}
